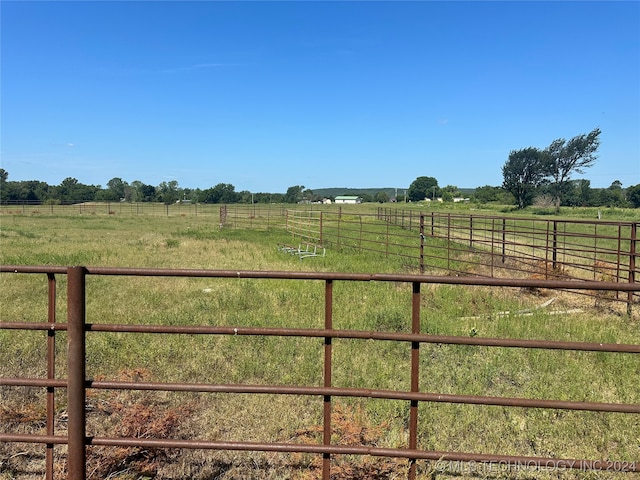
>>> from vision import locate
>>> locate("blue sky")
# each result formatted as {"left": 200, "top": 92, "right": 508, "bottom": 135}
{"left": 2, "top": 1, "right": 639, "bottom": 193}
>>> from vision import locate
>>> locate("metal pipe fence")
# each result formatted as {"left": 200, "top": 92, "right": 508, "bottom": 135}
{"left": 0, "top": 201, "right": 221, "bottom": 217}
{"left": 1, "top": 265, "right": 639, "bottom": 479}
{"left": 280, "top": 208, "right": 639, "bottom": 313}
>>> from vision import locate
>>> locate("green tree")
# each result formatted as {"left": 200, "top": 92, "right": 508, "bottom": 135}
{"left": 440, "top": 185, "right": 460, "bottom": 202}
{"left": 54, "top": 177, "right": 98, "bottom": 203}
{"left": 502, "top": 147, "right": 547, "bottom": 209}
{"left": 407, "top": 176, "right": 438, "bottom": 202}
{"left": 544, "top": 128, "right": 601, "bottom": 212}
{"left": 0, "top": 169, "right": 7, "bottom": 203}
{"left": 156, "top": 180, "right": 180, "bottom": 204}
{"left": 626, "top": 184, "right": 640, "bottom": 208}
{"left": 200, "top": 183, "right": 238, "bottom": 204}
{"left": 472, "top": 185, "right": 503, "bottom": 204}
{"left": 565, "top": 179, "right": 594, "bottom": 207}
{"left": 284, "top": 185, "right": 305, "bottom": 204}
{"left": 374, "top": 191, "right": 389, "bottom": 203}
{"left": 107, "top": 177, "right": 127, "bottom": 201}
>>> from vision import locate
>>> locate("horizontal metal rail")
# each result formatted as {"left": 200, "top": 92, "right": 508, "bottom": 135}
{"left": 3, "top": 433, "right": 637, "bottom": 473}
{"left": 3, "top": 321, "right": 640, "bottom": 352}
{"left": 4, "top": 377, "right": 639, "bottom": 413}
{"left": 2, "top": 264, "right": 639, "bottom": 290}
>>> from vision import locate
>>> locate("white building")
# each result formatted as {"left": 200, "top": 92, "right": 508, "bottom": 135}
{"left": 334, "top": 195, "right": 361, "bottom": 204}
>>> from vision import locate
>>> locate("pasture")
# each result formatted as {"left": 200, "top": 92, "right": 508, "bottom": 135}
{"left": 1, "top": 210, "right": 639, "bottom": 479}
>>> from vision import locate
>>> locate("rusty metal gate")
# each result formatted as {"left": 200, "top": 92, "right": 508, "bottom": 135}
{"left": 1, "top": 265, "right": 639, "bottom": 479}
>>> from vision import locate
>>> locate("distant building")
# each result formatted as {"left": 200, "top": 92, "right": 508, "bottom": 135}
{"left": 334, "top": 195, "right": 361, "bottom": 204}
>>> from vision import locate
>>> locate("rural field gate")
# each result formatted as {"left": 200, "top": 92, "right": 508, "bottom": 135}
{"left": 1, "top": 265, "right": 639, "bottom": 479}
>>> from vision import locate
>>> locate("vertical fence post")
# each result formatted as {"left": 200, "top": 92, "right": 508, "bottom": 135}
{"left": 386, "top": 220, "right": 390, "bottom": 258}
{"left": 552, "top": 221, "right": 558, "bottom": 271}
{"left": 320, "top": 212, "right": 323, "bottom": 245}
{"left": 46, "top": 273, "right": 56, "bottom": 480}
{"left": 469, "top": 215, "right": 473, "bottom": 249}
{"left": 408, "top": 281, "right": 421, "bottom": 480}
{"left": 323, "top": 279, "right": 333, "bottom": 480}
{"left": 490, "top": 219, "right": 495, "bottom": 277}
{"left": 419, "top": 215, "right": 425, "bottom": 274}
{"left": 502, "top": 218, "right": 506, "bottom": 263}
{"left": 628, "top": 223, "right": 637, "bottom": 317}
{"left": 447, "top": 214, "right": 451, "bottom": 271}
{"left": 67, "top": 266, "right": 87, "bottom": 480}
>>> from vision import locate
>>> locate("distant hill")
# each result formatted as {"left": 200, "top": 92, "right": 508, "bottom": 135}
{"left": 312, "top": 187, "right": 475, "bottom": 199}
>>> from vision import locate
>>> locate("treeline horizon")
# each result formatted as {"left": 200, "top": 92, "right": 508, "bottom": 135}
{"left": 0, "top": 168, "right": 638, "bottom": 208}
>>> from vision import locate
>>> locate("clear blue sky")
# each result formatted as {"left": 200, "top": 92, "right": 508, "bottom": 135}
{"left": 2, "top": 1, "right": 639, "bottom": 193}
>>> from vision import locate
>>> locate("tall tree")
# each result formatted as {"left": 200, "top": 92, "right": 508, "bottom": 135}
{"left": 407, "top": 176, "right": 438, "bottom": 202}
{"left": 156, "top": 180, "right": 180, "bottom": 204}
{"left": 107, "top": 177, "right": 128, "bottom": 201}
{"left": 284, "top": 185, "right": 305, "bottom": 204}
{"left": 544, "top": 128, "right": 601, "bottom": 212}
{"left": 502, "top": 147, "right": 547, "bottom": 209}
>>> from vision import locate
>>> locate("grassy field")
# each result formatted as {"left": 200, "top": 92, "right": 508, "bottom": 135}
{"left": 1, "top": 211, "right": 639, "bottom": 479}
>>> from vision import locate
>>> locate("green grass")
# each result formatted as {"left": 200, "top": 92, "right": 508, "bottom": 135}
{"left": 1, "top": 213, "right": 638, "bottom": 479}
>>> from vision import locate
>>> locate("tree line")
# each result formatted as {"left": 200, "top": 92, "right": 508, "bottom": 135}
{"left": 0, "top": 171, "right": 321, "bottom": 205}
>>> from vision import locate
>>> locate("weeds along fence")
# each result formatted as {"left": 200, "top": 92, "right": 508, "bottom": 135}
{"left": 282, "top": 208, "right": 639, "bottom": 313}
{"left": 1, "top": 265, "right": 639, "bottom": 480}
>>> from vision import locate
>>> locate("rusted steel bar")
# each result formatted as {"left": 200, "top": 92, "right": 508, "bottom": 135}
{"left": 0, "top": 322, "right": 68, "bottom": 330}
{"left": 86, "top": 438, "right": 640, "bottom": 472}
{"left": 4, "top": 378, "right": 639, "bottom": 413}
{"left": 66, "top": 266, "right": 87, "bottom": 480}
{"left": 629, "top": 223, "right": 637, "bottom": 316}
{"left": 4, "top": 432, "right": 638, "bottom": 472}
{"left": 323, "top": 279, "right": 333, "bottom": 480}
{"left": 419, "top": 215, "right": 425, "bottom": 274}
{"left": 0, "top": 265, "right": 67, "bottom": 274}
{"left": 2, "top": 378, "right": 67, "bottom": 387}
{"left": 409, "top": 282, "right": 421, "bottom": 480}
{"left": 4, "top": 265, "right": 638, "bottom": 293}
{"left": 86, "top": 382, "right": 640, "bottom": 413}
{"left": 2, "top": 321, "right": 639, "bottom": 353}
{"left": 46, "top": 273, "right": 56, "bottom": 480}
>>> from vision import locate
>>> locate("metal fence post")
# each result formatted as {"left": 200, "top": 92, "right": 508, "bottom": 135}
{"left": 67, "top": 266, "right": 87, "bottom": 480}
{"left": 502, "top": 218, "right": 506, "bottom": 263}
{"left": 46, "top": 273, "right": 57, "bottom": 480}
{"left": 323, "top": 279, "right": 333, "bottom": 480}
{"left": 552, "top": 221, "right": 558, "bottom": 271}
{"left": 419, "top": 215, "right": 425, "bottom": 274}
{"left": 409, "top": 281, "right": 421, "bottom": 480}
{"left": 629, "top": 223, "right": 637, "bottom": 317}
